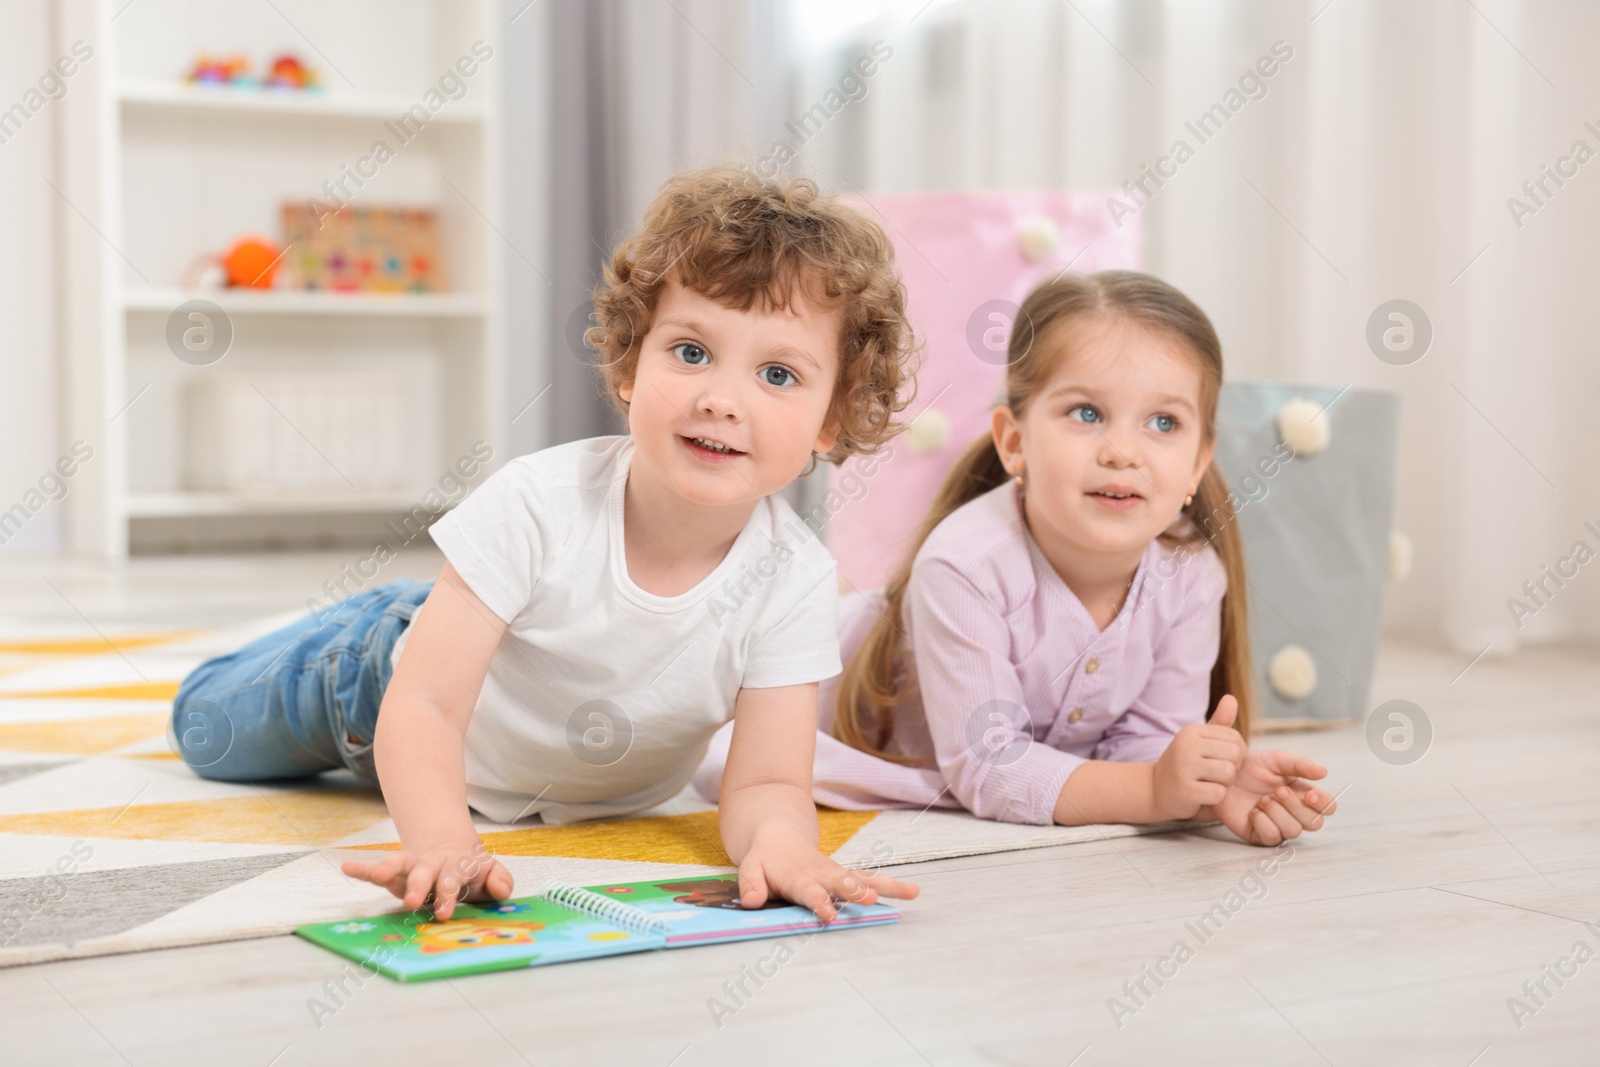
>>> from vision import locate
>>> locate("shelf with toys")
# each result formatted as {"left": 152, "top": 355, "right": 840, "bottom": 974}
{"left": 117, "top": 43, "right": 489, "bottom": 125}
{"left": 121, "top": 289, "right": 490, "bottom": 318}
{"left": 117, "top": 80, "right": 488, "bottom": 125}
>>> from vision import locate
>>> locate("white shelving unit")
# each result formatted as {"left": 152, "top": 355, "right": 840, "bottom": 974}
{"left": 121, "top": 288, "right": 490, "bottom": 318}
{"left": 116, "top": 78, "right": 490, "bottom": 124}
{"left": 57, "top": 0, "right": 505, "bottom": 555}
{"left": 125, "top": 490, "right": 437, "bottom": 518}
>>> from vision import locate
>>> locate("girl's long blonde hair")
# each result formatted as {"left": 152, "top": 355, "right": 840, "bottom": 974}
{"left": 831, "top": 270, "right": 1254, "bottom": 761}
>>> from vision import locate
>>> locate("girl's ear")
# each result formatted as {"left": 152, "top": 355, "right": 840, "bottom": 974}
{"left": 991, "top": 405, "right": 1024, "bottom": 475}
{"left": 618, "top": 378, "right": 634, "bottom": 404}
{"left": 1193, "top": 434, "right": 1217, "bottom": 483}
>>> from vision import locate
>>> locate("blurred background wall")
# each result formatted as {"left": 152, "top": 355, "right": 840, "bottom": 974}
{"left": 2, "top": 0, "right": 1596, "bottom": 656}
{"left": 0, "top": 3, "right": 63, "bottom": 554}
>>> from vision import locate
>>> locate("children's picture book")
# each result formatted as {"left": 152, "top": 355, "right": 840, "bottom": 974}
{"left": 295, "top": 873, "right": 902, "bottom": 982}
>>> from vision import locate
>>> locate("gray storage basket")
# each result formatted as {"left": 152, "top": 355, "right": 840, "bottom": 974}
{"left": 1210, "top": 383, "right": 1401, "bottom": 726}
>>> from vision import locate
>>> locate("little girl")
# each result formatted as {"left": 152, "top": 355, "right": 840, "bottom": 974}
{"left": 169, "top": 165, "right": 923, "bottom": 920}
{"left": 695, "top": 270, "right": 1337, "bottom": 847}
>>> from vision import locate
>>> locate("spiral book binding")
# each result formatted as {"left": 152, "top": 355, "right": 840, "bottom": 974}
{"left": 536, "top": 878, "right": 672, "bottom": 936}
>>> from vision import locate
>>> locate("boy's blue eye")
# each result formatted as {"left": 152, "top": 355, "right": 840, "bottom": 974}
{"left": 672, "top": 342, "right": 709, "bottom": 365}
{"left": 760, "top": 365, "right": 796, "bottom": 388}
{"left": 1147, "top": 413, "right": 1177, "bottom": 433}
{"left": 1067, "top": 404, "right": 1101, "bottom": 424}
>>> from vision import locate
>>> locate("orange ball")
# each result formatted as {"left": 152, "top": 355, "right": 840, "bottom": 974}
{"left": 224, "top": 237, "right": 282, "bottom": 288}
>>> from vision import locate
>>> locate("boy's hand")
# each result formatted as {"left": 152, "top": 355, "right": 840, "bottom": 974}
{"left": 341, "top": 840, "right": 514, "bottom": 921}
{"left": 1151, "top": 693, "right": 1248, "bottom": 820}
{"left": 736, "top": 828, "right": 919, "bottom": 923}
{"left": 1203, "top": 750, "right": 1337, "bottom": 846}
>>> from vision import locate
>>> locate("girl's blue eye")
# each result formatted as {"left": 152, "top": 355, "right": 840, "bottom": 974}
{"left": 1067, "top": 404, "right": 1101, "bottom": 424}
{"left": 760, "top": 365, "right": 796, "bottom": 388}
{"left": 672, "top": 342, "right": 709, "bottom": 365}
{"left": 1147, "top": 413, "right": 1177, "bottom": 433}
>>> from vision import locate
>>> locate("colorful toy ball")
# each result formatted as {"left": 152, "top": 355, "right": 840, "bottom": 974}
{"left": 223, "top": 236, "right": 283, "bottom": 288}
{"left": 264, "top": 54, "right": 319, "bottom": 90}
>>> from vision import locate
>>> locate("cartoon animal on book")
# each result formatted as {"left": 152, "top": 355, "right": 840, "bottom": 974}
{"left": 655, "top": 877, "right": 787, "bottom": 911}
{"left": 414, "top": 919, "right": 545, "bottom": 955}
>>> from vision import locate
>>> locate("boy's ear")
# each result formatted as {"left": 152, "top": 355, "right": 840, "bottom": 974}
{"left": 811, "top": 412, "right": 840, "bottom": 456}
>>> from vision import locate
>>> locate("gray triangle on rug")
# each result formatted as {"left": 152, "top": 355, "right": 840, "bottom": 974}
{"left": 0, "top": 761, "right": 75, "bottom": 788}
{"left": 0, "top": 851, "right": 310, "bottom": 949}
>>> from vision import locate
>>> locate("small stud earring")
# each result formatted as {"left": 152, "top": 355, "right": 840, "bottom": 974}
{"left": 1183, "top": 492, "right": 1194, "bottom": 507}
{"left": 1015, "top": 469, "right": 1025, "bottom": 487}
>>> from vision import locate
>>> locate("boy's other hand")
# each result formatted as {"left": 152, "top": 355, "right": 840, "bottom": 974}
{"left": 341, "top": 841, "right": 514, "bottom": 920}
{"left": 734, "top": 828, "right": 919, "bottom": 923}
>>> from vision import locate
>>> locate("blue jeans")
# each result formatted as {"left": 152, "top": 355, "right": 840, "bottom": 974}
{"left": 171, "top": 579, "right": 434, "bottom": 785}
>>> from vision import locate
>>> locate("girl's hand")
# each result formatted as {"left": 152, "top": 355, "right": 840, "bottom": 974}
{"left": 736, "top": 828, "right": 920, "bottom": 922}
{"left": 341, "top": 840, "right": 514, "bottom": 921}
{"left": 1151, "top": 693, "right": 1248, "bottom": 820}
{"left": 1205, "top": 750, "right": 1337, "bottom": 846}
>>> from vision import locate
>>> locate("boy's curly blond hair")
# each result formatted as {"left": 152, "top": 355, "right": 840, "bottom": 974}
{"left": 588, "top": 164, "right": 920, "bottom": 466}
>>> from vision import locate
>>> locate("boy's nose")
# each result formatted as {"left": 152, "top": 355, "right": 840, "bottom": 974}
{"left": 695, "top": 385, "right": 742, "bottom": 420}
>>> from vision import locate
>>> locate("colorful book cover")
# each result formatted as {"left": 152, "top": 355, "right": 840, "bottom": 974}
{"left": 295, "top": 873, "right": 902, "bottom": 982}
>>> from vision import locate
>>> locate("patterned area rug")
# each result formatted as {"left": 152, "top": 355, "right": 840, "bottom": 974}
{"left": 0, "top": 613, "right": 1205, "bottom": 967}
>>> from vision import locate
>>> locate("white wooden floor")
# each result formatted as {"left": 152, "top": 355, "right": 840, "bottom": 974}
{"left": 2, "top": 550, "right": 1597, "bottom": 1066}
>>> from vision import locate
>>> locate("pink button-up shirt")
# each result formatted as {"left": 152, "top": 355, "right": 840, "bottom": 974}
{"left": 809, "top": 477, "right": 1229, "bottom": 825}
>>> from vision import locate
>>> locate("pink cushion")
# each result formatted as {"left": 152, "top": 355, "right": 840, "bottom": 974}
{"left": 826, "top": 191, "right": 1142, "bottom": 590}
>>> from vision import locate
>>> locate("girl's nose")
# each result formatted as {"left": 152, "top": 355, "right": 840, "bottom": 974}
{"left": 1096, "top": 425, "right": 1143, "bottom": 468}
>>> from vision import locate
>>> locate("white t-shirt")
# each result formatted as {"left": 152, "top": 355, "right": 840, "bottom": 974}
{"left": 390, "top": 434, "right": 843, "bottom": 825}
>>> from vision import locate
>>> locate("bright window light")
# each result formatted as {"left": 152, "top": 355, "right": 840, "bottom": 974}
{"left": 789, "top": 0, "right": 886, "bottom": 53}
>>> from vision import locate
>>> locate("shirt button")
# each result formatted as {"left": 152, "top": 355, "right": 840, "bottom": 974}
{"left": 1068, "top": 707, "right": 1083, "bottom": 723}
{"left": 1085, "top": 658, "right": 1099, "bottom": 674}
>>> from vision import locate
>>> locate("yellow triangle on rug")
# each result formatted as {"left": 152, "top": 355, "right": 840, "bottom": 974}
{"left": 346, "top": 807, "right": 880, "bottom": 866}
{"left": 2, "top": 682, "right": 183, "bottom": 701}
{"left": 0, "top": 789, "right": 390, "bottom": 847}
{"left": 0, "top": 712, "right": 171, "bottom": 755}
{"left": 0, "top": 634, "right": 197, "bottom": 655}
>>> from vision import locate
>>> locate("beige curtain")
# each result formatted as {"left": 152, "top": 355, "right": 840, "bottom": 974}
{"left": 523, "top": 0, "right": 793, "bottom": 448}
{"left": 784, "top": 0, "right": 1600, "bottom": 653}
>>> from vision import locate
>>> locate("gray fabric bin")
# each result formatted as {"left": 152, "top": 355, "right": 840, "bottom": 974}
{"left": 1210, "top": 383, "right": 1401, "bottom": 725}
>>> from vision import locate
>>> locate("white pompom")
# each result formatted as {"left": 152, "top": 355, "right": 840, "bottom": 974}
{"left": 1388, "top": 530, "right": 1413, "bottom": 582}
{"left": 1267, "top": 645, "right": 1318, "bottom": 700}
{"left": 906, "top": 406, "right": 951, "bottom": 454}
{"left": 1275, "top": 397, "right": 1330, "bottom": 456}
{"left": 1018, "top": 216, "right": 1060, "bottom": 262}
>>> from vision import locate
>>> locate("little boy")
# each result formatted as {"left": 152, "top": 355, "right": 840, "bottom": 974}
{"left": 171, "top": 165, "right": 922, "bottom": 921}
